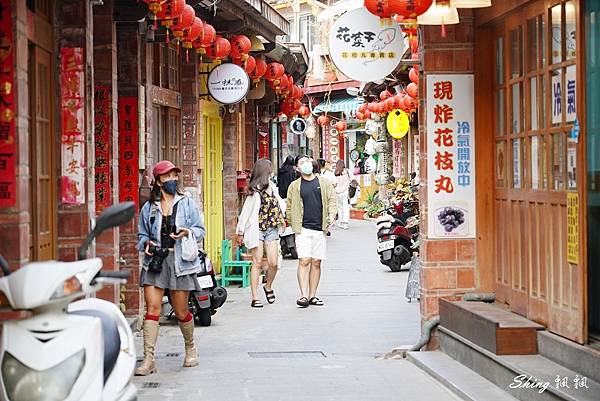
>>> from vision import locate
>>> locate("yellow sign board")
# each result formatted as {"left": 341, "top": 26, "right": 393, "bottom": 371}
{"left": 567, "top": 192, "right": 579, "bottom": 264}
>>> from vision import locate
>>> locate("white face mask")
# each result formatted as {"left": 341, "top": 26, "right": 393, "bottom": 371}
{"left": 299, "top": 163, "right": 313, "bottom": 175}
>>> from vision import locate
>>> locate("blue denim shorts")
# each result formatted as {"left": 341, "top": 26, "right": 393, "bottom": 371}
{"left": 259, "top": 227, "right": 279, "bottom": 242}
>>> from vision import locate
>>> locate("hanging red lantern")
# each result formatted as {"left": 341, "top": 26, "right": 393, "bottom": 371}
{"left": 299, "top": 105, "right": 310, "bottom": 118}
{"left": 406, "top": 82, "right": 418, "bottom": 98}
{"left": 206, "top": 36, "right": 231, "bottom": 62}
{"left": 356, "top": 111, "right": 366, "bottom": 121}
{"left": 385, "top": 97, "right": 396, "bottom": 112}
{"left": 365, "top": 0, "right": 396, "bottom": 18}
{"left": 234, "top": 55, "right": 256, "bottom": 74}
{"left": 335, "top": 120, "right": 347, "bottom": 132}
{"left": 143, "top": 0, "right": 163, "bottom": 17}
{"left": 249, "top": 58, "right": 268, "bottom": 82}
{"left": 156, "top": 0, "right": 185, "bottom": 30}
{"left": 182, "top": 17, "right": 203, "bottom": 49}
{"left": 379, "top": 90, "right": 392, "bottom": 101}
{"left": 395, "top": 0, "right": 433, "bottom": 20}
{"left": 364, "top": 110, "right": 372, "bottom": 119}
{"left": 265, "top": 63, "right": 285, "bottom": 81}
{"left": 230, "top": 35, "right": 252, "bottom": 60}
{"left": 393, "top": 94, "right": 404, "bottom": 109}
{"left": 402, "top": 25, "right": 418, "bottom": 37}
{"left": 317, "top": 115, "right": 330, "bottom": 126}
{"left": 404, "top": 95, "right": 416, "bottom": 110}
{"left": 409, "top": 36, "right": 419, "bottom": 54}
{"left": 171, "top": 4, "right": 195, "bottom": 41}
{"left": 376, "top": 102, "right": 385, "bottom": 114}
{"left": 409, "top": 67, "right": 419, "bottom": 84}
{"left": 358, "top": 103, "right": 368, "bottom": 114}
{"left": 367, "top": 102, "right": 378, "bottom": 112}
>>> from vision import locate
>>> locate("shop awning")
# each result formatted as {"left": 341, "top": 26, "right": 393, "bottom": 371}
{"left": 313, "top": 97, "right": 364, "bottom": 114}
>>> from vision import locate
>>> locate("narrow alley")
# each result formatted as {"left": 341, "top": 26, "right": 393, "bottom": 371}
{"left": 133, "top": 220, "right": 460, "bottom": 401}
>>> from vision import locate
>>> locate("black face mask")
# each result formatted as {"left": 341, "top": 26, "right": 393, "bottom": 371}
{"left": 161, "top": 180, "right": 178, "bottom": 195}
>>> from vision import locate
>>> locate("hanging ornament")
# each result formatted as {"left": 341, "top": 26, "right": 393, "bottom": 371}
{"left": 230, "top": 35, "right": 252, "bottom": 60}
{"left": 358, "top": 103, "right": 368, "bottom": 114}
{"left": 143, "top": 0, "right": 164, "bottom": 24}
{"left": 409, "top": 36, "right": 419, "bottom": 54}
{"left": 265, "top": 62, "right": 285, "bottom": 81}
{"left": 379, "top": 90, "right": 393, "bottom": 101}
{"left": 406, "top": 82, "right": 419, "bottom": 98}
{"left": 206, "top": 36, "right": 231, "bottom": 63}
{"left": 364, "top": 110, "right": 372, "bottom": 119}
{"left": 234, "top": 55, "right": 256, "bottom": 74}
{"left": 156, "top": 0, "right": 185, "bottom": 34}
{"left": 409, "top": 67, "right": 419, "bottom": 84}
{"left": 305, "top": 126, "right": 316, "bottom": 139}
{"left": 182, "top": 17, "right": 203, "bottom": 62}
{"left": 299, "top": 105, "right": 310, "bottom": 118}
{"left": 394, "top": 0, "right": 434, "bottom": 20}
{"left": 356, "top": 111, "right": 366, "bottom": 121}
{"left": 317, "top": 115, "right": 330, "bottom": 126}
{"left": 403, "top": 95, "right": 416, "bottom": 110}
{"left": 386, "top": 109, "right": 410, "bottom": 139}
{"left": 250, "top": 58, "right": 268, "bottom": 82}
{"left": 171, "top": 4, "right": 195, "bottom": 42}
{"left": 367, "top": 102, "right": 378, "bottom": 112}
{"left": 335, "top": 120, "right": 347, "bottom": 132}
{"left": 364, "top": 0, "right": 396, "bottom": 18}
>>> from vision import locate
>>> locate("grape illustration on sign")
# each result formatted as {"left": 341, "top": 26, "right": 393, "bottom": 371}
{"left": 328, "top": 8, "right": 407, "bottom": 83}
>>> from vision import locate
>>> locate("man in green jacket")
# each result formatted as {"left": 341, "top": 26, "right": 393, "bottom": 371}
{"left": 286, "top": 155, "right": 337, "bottom": 308}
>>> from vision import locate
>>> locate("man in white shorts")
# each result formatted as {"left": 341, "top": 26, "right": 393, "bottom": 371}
{"left": 286, "top": 155, "right": 337, "bottom": 308}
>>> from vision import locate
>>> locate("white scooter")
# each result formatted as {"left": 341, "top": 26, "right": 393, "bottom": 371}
{"left": 0, "top": 202, "right": 138, "bottom": 401}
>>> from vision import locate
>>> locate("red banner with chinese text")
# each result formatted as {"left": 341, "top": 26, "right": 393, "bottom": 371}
{"left": 258, "top": 129, "right": 269, "bottom": 159}
{"left": 118, "top": 97, "right": 139, "bottom": 206}
{"left": 94, "top": 85, "right": 111, "bottom": 212}
{"left": 60, "top": 47, "right": 86, "bottom": 204}
{"left": 0, "top": 2, "right": 17, "bottom": 208}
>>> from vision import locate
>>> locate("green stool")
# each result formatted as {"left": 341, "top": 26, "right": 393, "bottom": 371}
{"left": 220, "top": 239, "right": 252, "bottom": 288}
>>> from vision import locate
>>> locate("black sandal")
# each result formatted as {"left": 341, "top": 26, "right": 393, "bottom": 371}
{"left": 263, "top": 287, "right": 276, "bottom": 304}
{"left": 296, "top": 297, "right": 309, "bottom": 308}
{"left": 309, "top": 297, "right": 324, "bottom": 306}
{"left": 251, "top": 300, "right": 264, "bottom": 308}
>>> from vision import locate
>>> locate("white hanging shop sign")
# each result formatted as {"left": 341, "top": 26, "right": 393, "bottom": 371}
{"left": 426, "top": 74, "right": 477, "bottom": 239}
{"left": 208, "top": 63, "right": 250, "bottom": 105}
{"left": 328, "top": 7, "right": 406, "bottom": 83}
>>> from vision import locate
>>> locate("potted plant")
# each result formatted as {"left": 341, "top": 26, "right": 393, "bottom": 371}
{"left": 358, "top": 190, "right": 384, "bottom": 219}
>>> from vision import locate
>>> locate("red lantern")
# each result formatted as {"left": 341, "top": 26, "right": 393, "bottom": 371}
{"left": 376, "top": 102, "right": 384, "bottom": 113}
{"left": 206, "top": 36, "right": 231, "bottom": 62}
{"left": 385, "top": 97, "right": 395, "bottom": 112}
{"left": 156, "top": 0, "right": 185, "bottom": 29}
{"left": 365, "top": 0, "right": 396, "bottom": 18}
{"left": 182, "top": 17, "right": 203, "bottom": 49}
{"left": 402, "top": 25, "right": 418, "bottom": 37}
{"left": 171, "top": 4, "right": 195, "bottom": 41}
{"left": 358, "top": 103, "right": 368, "bottom": 113}
{"left": 367, "top": 102, "right": 378, "bottom": 112}
{"left": 265, "top": 63, "right": 285, "bottom": 81}
{"left": 317, "top": 115, "right": 330, "bottom": 126}
{"left": 143, "top": 0, "right": 163, "bottom": 16}
{"left": 393, "top": 94, "right": 404, "bottom": 109}
{"left": 380, "top": 90, "right": 392, "bottom": 101}
{"left": 299, "top": 105, "right": 310, "bottom": 117}
{"left": 406, "top": 82, "right": 418, "bottom": 98}
{"left": 364, "top": 110, "right": 372, "bottom": 119}
{"left": 335, "top": 120, "right": 347, "bottom": 132}
{"left": 395, "top": 0, "right": 433, "bottom": 19}
{"left": 404, "top": 95, "right": 416, "bottom": 110}
{"left": 250, "top": 58, "right": 268, "bottom": 81}
{"left": 234, "top": 55, "right": 256, "bottom": 74}
{"left": 230, "top": 35, "right": 252, "bottom": 60}
{"left": 409, "top": 67, "right": 419, "bottom": 84}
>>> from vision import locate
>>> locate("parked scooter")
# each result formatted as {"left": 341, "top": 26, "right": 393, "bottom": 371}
{"left": 162, "top": 252, "right": 227, "bottom": 327}
{"left": 0, "top": 202, "right": 138, "bottom": 401}
{"left": 376, "top": 201, "right": 419, "bottom": 272}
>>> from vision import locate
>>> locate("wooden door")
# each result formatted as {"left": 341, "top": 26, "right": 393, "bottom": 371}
{"left": 491, "top": 0, "right": 585, "bottom": 343}
{"left": 202, "top": 102, "right": 224, "bottom": 273}
{"left": 28, "top": 45, "right": 56, "bottom": 261}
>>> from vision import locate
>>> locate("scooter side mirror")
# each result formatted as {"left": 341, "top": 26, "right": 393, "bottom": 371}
{"left": 77, "top": 202, "right": 136, "bottom": 260}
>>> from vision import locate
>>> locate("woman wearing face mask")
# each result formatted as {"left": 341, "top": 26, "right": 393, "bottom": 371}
{"left": 135, "top": 160, "right": 206, "bottom": 375}
{"left": 236, "top": 159, "right": 286, "bottom": 308}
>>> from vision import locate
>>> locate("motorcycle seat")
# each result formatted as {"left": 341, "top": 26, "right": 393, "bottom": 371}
{"left": 70, "top": 309, "right": 121, "bottom": 383}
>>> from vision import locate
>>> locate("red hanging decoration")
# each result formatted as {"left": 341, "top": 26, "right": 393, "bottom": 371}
{"left": 157, "top": 0, "right": 185, "bottom": 29}
{"left": 249, "top": 57, "right": 268, "bottom": 82}
{"left": 409, "top": 67, "right": 419, "bottom": 84}
{"left": 265, "top": 63, "right": 285, "bottom": 81}
{"left": 299, "top": 105, "right": 310, "bottom": 118}
{"left": 171, "top": 4, "right": 195, "bottom": 41}
{"left": 230, "top": 35, "right": 252, "bottom": 60}
{"left": 406, "top": 82, "right": 418, "bottom": 98}
{"left": 364, "top": 0, "right": 396, "bottom": 18}
{"left": 379, "top": 90, "right": 392, "bottom": 101}
{"left": 205, "top": 36, "right": 231, "bottom": 63}
{"left": 335, "top": 120, "right": 347, "bottom": 132}
{"left": 395, "top": 0, "right": 433, "bottom": 20}
{"left": 182, "top": 17, "right": 203, "bottom": 62}
{"left": 317, "top": 115, "right": 330, "bottom": 126}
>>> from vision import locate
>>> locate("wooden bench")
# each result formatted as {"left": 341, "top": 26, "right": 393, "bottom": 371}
{"left": 439, "top": 299, "right": 544, "bottom": 355}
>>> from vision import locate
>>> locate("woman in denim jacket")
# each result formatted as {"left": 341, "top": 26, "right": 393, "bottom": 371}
{"left": 135, "top": 160, "right": 206, "bottom": 376}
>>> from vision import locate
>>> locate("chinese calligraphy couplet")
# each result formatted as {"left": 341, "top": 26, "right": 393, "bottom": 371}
{"left": 0, "top": 2, "right": 16, "bottom": 208}
{"left": 426, "top": 75, "right": 476, "bottom": 239}
{"left": 258, "top": 130, "right": 269, "bottom": 159}
{"left": 60, "top": 48, "right": 86, "bottom": 205}
{"left": 118, "top": 97, "right": 139, "bottom": 206}
{"left": 94, "top": 85, "right": 111, "bottom": 212}
{"left": 567, "top": 192, "right": 579, "bottom": 265}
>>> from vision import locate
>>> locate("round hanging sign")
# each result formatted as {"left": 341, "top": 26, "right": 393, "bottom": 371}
{"left": 208, "top": 63, "right": 250, "bottom": 105}
{"left": 386, "top": 109, "right": 410, "bottom": 139}
{"left": 328, "top": 7, "right": 406, "bottom": 83}
{"left": 290, "top": 118, "right": 307, "bottom": 135}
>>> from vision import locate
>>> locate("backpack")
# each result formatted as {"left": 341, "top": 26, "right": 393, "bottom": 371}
{"left": 348, "top": 179, "right": 359, "bottom": 199}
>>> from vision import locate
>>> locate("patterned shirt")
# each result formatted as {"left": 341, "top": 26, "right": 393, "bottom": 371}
{"left": 258, "top": 190, "right": 284, "bottom": 231}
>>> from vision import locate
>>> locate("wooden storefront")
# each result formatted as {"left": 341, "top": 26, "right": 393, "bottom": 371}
{"left": 474, "top": 0, "right": 589, "bottom": 344}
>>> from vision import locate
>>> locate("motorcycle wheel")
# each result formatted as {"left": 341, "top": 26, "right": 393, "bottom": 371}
{"left": 389, "top": 258, "right": 403, "bottom": 272}
{"left": 197, "top": 308, "right": 212, "bottom": 326}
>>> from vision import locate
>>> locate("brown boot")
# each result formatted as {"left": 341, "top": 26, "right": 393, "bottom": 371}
{"left": 178, "top": 319, "right": 198, "bottom": 367}
{"left": 134, "top": 320, "right": 159, "bottom": 376}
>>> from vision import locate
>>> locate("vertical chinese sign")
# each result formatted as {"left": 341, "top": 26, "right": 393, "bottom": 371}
{"left": 322, "top": 123, "right": 341, "bottom": 163}
{"left": 118, "top": 98, "right": 139, "bottom": 205}
{"left": 94, "top": 86, "right": 111, "bottom": 212}
{"left": 0, "top": 3, "right": 16, "bottom": 208}
{"left": 427, "top": 75, "right": 476, "bottom": 238}
{"left": 258, "top": 129, "right": 269, "bottom": 159}
{"left": 60, "top": 48, "right": 86, "bottom": 204}
{"left": 567, "top": 192, "right": 579, "bottom": 264}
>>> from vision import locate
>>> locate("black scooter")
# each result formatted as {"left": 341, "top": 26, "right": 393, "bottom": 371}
{"left": 375, "top": 201, "right": 419, "bottom": 272}
{"left": 164, "top": 252, "right": 227, "bottom": 326}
